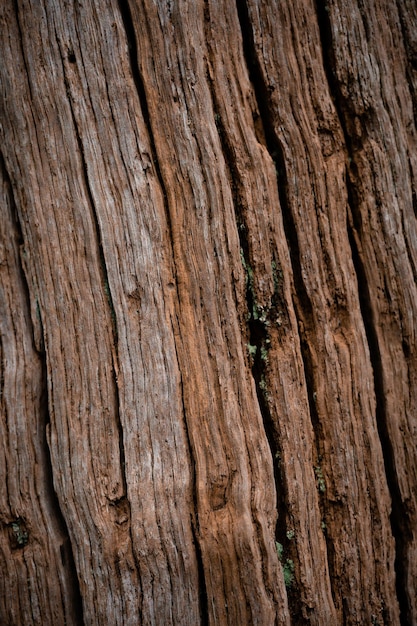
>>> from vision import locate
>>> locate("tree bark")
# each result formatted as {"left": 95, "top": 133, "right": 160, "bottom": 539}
{"left": 0, "top": 1, "right": 416, "bottom": 624}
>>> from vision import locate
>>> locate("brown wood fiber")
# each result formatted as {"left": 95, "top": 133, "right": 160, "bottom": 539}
{"left": 1, "top": 0, "right": 416, "bottom": 624}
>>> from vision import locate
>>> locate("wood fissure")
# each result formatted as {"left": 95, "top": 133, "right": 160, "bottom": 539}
{"left": 314, "top": 4, "right": 414, "bottom": 622}
{"left": 313, "top": 0, "right": 390, "bottom": 609}
{"left": 203, "top": 3, "right": 287, "bottom": 553}
{"left": 116, "top": 0, "right": 166, "bottom": 208}
{"left": 346, "top": 203, "right": 410, "bottom": 626}
{"left": 235, "top": 0, "right": 328, "bottom": 598}
{"left": 175, "top": 335, "right": 208, "bottom": 622}
{"left": 117, "top": 1, "right": 209, "bottom": 619}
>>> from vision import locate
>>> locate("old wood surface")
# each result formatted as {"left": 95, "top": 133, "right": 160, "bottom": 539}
{"left": 1, "top": 0, "right": 416, "bottom": 624}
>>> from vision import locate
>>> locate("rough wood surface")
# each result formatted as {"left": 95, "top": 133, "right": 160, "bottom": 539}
{"left": 1, "top": 0, "right": 416, "bottom": 624}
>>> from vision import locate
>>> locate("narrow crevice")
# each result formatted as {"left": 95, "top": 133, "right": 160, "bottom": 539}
{"left": 117, "top": 1, "right": 209, "bottom": 618}
{"left": 203, "top": 6, "right": 312, "bottom": 616}
{"left": 190, "top": 515, "right": 209, "bottom": 626}
{"left": 116, "top": 0, "right": 188, "bottom": 276}
{"left": 117, "top": 0, "right": 174, "bottom": 238}
{"left": 235, "top": 0, "right": 327, "bottom": 579}
{"left": 39, "top": 368, "right": 85, "bottom": 625}
{"left": 0, "top": 152, "right": 85, "bottom": 625}
{"left": 347, "top": 192, "right": 411, "bottom": 626}
{"left": 235, "top": 2, "right": 315, "bottom": 329}
{"left": 234, "top": 4, "right": 344, "bottom": 620}
{"left": 314, "top": 3, "right": 412, "bottom": 623}
{"left": 12, "top": 0, "right": 34, "bottom": 105}
{"left": 203, "top": 0, "right": 286, "bottom": 517}
{"left": 172, "top": 317, "right": 209, "bottom": 624}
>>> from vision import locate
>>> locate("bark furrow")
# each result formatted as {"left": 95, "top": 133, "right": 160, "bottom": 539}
{"left": 315, "top": 1, "right": 417, "bottom": 621}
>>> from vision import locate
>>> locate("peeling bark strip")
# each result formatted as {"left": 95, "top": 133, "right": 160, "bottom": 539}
{"left": 0, "top": 0, "right": 416, "bottom": 624}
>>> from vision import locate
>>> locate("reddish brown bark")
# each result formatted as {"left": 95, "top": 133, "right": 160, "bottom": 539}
{"left": 1, "top": 0, "right": 416, "bottom": 624}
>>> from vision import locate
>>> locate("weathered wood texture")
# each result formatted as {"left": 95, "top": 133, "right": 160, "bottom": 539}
{"left": 0, "top": 0, "right": 416, "bottom": 624}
